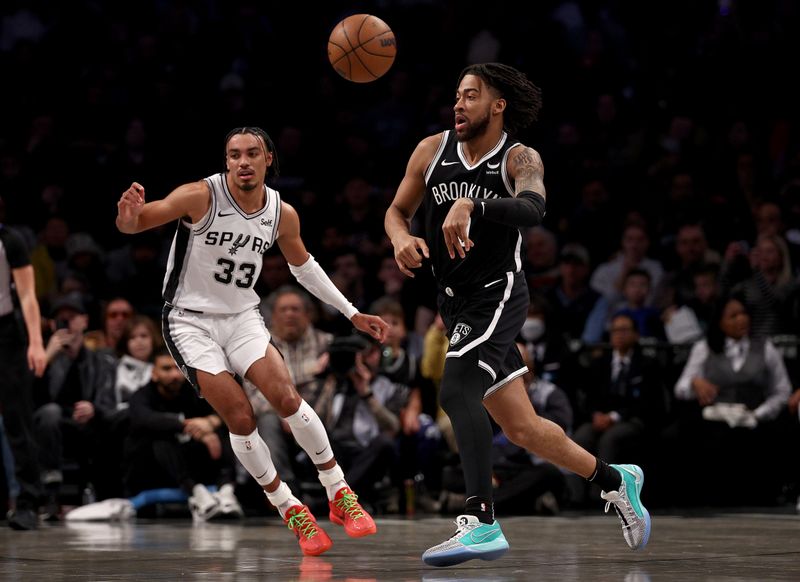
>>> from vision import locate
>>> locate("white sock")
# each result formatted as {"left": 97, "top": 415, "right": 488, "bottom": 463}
{"left": 284, "top": 399, "right": 335, "bottom": 465}
{"left": 229, "top": 429, "right": 277, "bottom": 486}
{"left": 318, "top": 464, "right": 348, "bottom": 501}
{"left": 265, "top": 481, "right": 301, "bottom": 519}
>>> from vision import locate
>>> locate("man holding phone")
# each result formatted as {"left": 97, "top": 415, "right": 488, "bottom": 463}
{"left": 34, "top": 292, "right": 117, "bottom": 520}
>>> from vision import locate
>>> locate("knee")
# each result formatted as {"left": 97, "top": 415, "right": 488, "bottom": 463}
{"left": 438, "top": 383, "right": 462, "bottom": 416}
{"left": 273, "top": 389, "right": 302, "bottom": 418}
{"left": 35, "top": 403, "right": 62, "bottom": 427}
{"left": 226, "top": 410, "right": 257, "bottom": 435}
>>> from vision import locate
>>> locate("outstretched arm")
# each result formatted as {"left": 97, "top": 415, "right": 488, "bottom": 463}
{"left": 277, "top": 202, "right": 388, "bottom": 342}
{"left": 385, "top": 135, "right": 440, "bottom": 277}
{"left": 116, "top": 180, "right": 211, "bottom": 234}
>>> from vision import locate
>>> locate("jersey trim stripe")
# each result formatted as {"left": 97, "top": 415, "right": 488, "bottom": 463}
{"left": 483, "top": 366, "right": 528, "bottom": 399}
{"left": 477, "top": 359, "right": 496, "bottom": 381}
{"left": 456, "top": 132, "right": 507, "bottom": 170}
{"left": 513, "top": 232, "right": 522, "bottom": 272}
{"left": 161, "top": 304, "right": 198, "bottom": 388}
{"left": 270, "top": 191, "right": 282, "bottom": 246}
{"left": 221, "top": 174, "right": 269, "bottom": 219}
{"left": 163, "top": 221, "right": 192, "bottom": 304}
{"left": 444, "top": 272, "right": 514, "bottom": 358}
{"left": 424, "top": 131, "right": 448, "bottom": 184}
{"left": 193, "top": 181, "right": 217, "bottom": 236}
{"left": 501, "top": 143, "right": 522, "bottom": 195}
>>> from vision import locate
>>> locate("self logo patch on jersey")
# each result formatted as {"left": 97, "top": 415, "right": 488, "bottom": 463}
{"left": 450, "top": 323, "right": 472, "bottom": 346}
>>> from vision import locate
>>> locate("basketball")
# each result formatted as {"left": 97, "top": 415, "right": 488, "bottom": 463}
{"left": 328, "top": 14, "right": 396, "bottom": 83}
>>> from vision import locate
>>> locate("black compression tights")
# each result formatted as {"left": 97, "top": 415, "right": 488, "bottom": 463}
{"left": 439, "top": 352, "right": 494, "bottom": 500}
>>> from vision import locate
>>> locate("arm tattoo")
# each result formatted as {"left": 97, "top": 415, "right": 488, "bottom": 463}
{"left": 512, "top": 147, "right": 546, "bottom": 198}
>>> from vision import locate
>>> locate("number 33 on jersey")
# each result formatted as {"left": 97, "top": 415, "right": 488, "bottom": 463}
{"left": 163, "top": 172, "right": 281, "bottom": 314}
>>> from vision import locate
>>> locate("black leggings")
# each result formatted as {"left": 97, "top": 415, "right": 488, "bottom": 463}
{"left": 438, "top": 352, "right": 494, "bottom": 500}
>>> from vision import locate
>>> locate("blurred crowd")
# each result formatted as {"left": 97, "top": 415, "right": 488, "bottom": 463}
{"left": 2, "top": 1, "right": 800, "bottom": 519}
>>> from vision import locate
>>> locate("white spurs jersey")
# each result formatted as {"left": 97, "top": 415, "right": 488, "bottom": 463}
{"left": 162, "top": 173, "right": 281, "bottom": 314}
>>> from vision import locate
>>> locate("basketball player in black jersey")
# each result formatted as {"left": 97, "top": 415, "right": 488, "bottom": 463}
{"left": 0, "top": 218, "right": 46, "bottom": 530}
{"left": 386, "top": 63, "right": 650, "bottom": 567}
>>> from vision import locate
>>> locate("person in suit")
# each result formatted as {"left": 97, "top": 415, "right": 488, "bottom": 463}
{"left": 569, "top": 313, "right": 666, "bottom": 506}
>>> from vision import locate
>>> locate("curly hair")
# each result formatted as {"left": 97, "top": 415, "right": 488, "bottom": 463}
{"left": 458, "top": 63, "right": 543, "bottom": 135}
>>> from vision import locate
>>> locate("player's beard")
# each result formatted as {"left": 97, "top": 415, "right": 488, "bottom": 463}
{"left": 456, "top": 110, "right": 490, "bottom": 142}
{"left": 238, "top": 179, "right": 259, "bottom": 192}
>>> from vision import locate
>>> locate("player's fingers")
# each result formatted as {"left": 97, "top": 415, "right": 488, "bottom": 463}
{"left": 416, "top": 238, "right": 430, "bottom": 258}
{"left": 396, "top": 261, "right": 416, "bottom": 278}
{"left": 442, "top": 227, "right": 456, "bottom": 259}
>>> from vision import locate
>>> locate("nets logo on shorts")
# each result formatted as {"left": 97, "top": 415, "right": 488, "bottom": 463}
{"left": 450, "top": 323, "right": 472, "bottom": 346}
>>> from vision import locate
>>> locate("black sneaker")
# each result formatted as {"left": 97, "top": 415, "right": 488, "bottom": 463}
{"left": 7, "top": 508, "right": 38, "bottom": 531}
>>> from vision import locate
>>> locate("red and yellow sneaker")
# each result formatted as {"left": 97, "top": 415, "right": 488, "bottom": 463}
{"left": 285, "top": 505, "right": 333, "bottom": 556}
{"left": 328, "top": 487, "right": 377, "bottom": 538}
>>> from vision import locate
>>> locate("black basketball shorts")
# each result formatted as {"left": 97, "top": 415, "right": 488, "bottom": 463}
{"left": 438, "top": 271, "right": 529, "bottom": 397}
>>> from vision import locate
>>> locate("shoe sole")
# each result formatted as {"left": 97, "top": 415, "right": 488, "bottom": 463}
{"left": 329, "top": 512, "right": 377, "bottom": 537}
{"left": 625, "top": 464, "right": 651, "bottom": 551}
{"left": 300, "top": 539, "right": 333, "bottom": 557}
{"left": 422, "top": 539, "right": 509, "bottom": 567}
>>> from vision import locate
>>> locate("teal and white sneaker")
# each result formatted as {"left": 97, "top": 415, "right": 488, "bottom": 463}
{"left": 422, "top": 514, "right": 509, "bottom": 567}
{"left": 600, "top": 464, "right": 651, "bottom": 550}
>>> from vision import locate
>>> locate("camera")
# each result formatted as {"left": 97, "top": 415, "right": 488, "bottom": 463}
{"left": 326, "top": 333, "right": 374, "bottom": 377}
{"left": 55, "top": 319, "right": 70, "bottom": 331}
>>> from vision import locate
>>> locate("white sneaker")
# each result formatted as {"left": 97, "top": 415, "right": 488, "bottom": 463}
{"left": 65, "top": 498, "right": 135, "bottom": 522}
{"left": 189, "top": 485, "right": 221, "bottom": 522}
{"left": 213, "top": 483, "right": 244, "bottom": 518}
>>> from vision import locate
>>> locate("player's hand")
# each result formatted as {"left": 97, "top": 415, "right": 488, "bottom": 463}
{"left": 351, "top": 313, "right": 388, "bottom": 343}
{"left": 391, "top": 233, "right": 429, "bottom": 278}
{"left": 442, "top": 198, "right": 474, "bottom": 259}
{"left": 117, "top": 182, "right": 145, "bottom": 231}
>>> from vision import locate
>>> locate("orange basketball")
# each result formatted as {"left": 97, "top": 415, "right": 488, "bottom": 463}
{"left": 328, "top": 14, "right": 396, "bottom": 83}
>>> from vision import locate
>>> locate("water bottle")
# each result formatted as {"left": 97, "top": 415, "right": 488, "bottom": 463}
{"left": 82, "top": 483, "right": 96, "bottom": 505}
{"left": 404, "top": 478, "right": 415, "bottom": 517}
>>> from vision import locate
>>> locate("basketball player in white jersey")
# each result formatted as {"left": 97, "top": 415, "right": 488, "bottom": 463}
{"left": 116, "top": 127, "right": 388, "bottom": 556}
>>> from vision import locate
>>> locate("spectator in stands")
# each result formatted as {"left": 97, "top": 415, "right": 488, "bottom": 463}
{"left": 522, "top": 226, "right": 560, "bottom": 293}
{"left": 545, "top": 243, "right": 609, "bottom": 344}
{"left": 591, "top": 223, "right": 664, "bottom": 307}
{"left": 311, "top": 333, "right": 409, "bottom": 507}
{"left": 519, "top": 295, "right": 572, "bottom": 387}
{"left": 371, "top": 296, "right": 441, "bottom": 511}
{"left": 256, "top": 253, "right": 292, "bottom": 325}
{"left": 722, "top": 233, "right": 797, "bottom": 338}
{"left": 125, "top": 348, "right": 242, "bottom": 520}
{"left": 419, "top": 313, "right": 457, "bottom": 454}
{"left": 84, "top": 297, "right": 134, "bottom": 354}
{"left": 569, "top": 313, "right": 666, "bottom": 506}
{"left": 87, "top": 315, "right": 162, "bottom": 499}
{"left": 611, "top": 268, "right": 665, "bottom": 340}
{"left": 654, "top": 222, "right": 721, "bottom": 310}
{"left": 34, "top": 292, "right": 117, "bottom": 518}
{"left": 666, "top": 293, "right": 792, "bottom": 505}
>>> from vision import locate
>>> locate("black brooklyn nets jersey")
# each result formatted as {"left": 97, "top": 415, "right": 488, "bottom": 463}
{"left": 423, "top": 130, "right": 523, "bottom": 289}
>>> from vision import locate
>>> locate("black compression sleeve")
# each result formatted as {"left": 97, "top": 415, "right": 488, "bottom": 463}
{"left": 471, "top": 190, "right": 546, "bottom": 227}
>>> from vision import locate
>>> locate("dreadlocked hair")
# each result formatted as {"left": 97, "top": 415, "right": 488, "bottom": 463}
{"left": 224, "top": 126, "right": 280, "bottom": 179}
{"left": 458, "top": 63, "right": 542, "bottom": 136}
